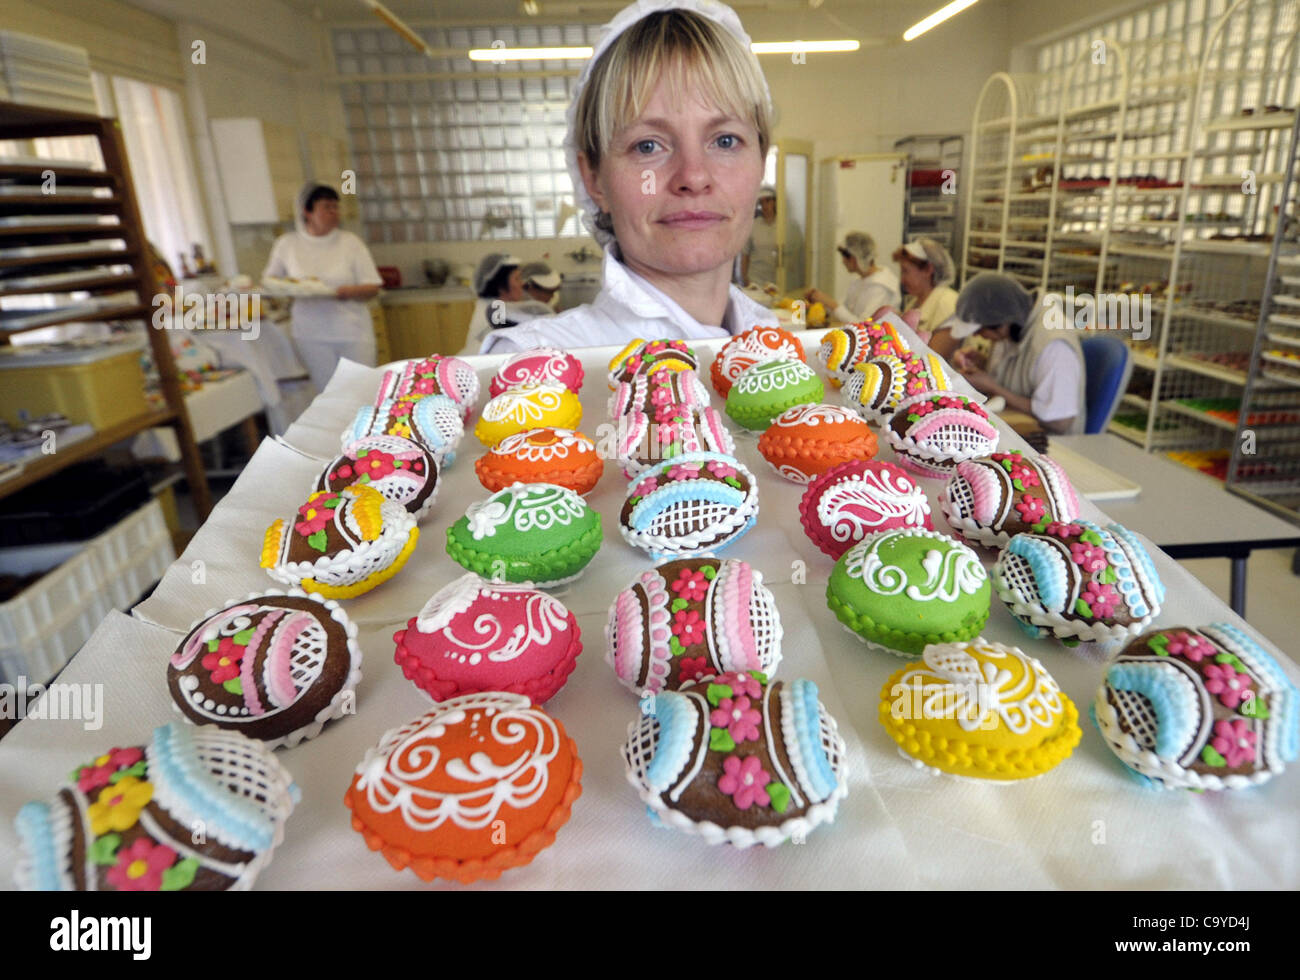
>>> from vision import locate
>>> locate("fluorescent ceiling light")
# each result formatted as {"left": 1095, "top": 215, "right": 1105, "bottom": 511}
{"left": 903, "top": 0, "right": 980, "bottom": 42}
{"left": 468, "top": 46, "right": 593, "bottom": 61}
{"left": 750, "top": 40, "right": 860, "bottom": 54}
{"left": 468, "top": 40, "right": 860, "bottom": 61}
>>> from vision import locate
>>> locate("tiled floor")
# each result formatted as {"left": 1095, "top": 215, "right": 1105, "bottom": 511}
{"left": 1178, "top": 548, "right": 1300, "bottom": 664}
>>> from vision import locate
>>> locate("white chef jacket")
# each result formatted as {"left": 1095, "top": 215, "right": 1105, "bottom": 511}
{"left": 479, "top": 247, "right": 778, "bottom": 355}
{"left": 832, "top": 267, "right": 902, "bottom": 324}
{"left": 745, "top": 218, "right": 779, "bottom": 287}
{"left": 263, "top": 229, "right": 382, "bottom": 342}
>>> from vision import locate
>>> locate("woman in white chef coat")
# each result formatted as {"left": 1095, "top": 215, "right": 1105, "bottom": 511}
{"left": 263, "top": 182, "right": 382, "bottom": 391}
{"left": 949, "top": 272, "right": 1086, "bottom": 435}
{"left": 479, "top": 0, "right": 778, "bottom": 355}
{"left": 803, "top": 232, "right": 901, "bottom": 324}
{"left": 741, "top": 185, "right": 779, "bottom": 288}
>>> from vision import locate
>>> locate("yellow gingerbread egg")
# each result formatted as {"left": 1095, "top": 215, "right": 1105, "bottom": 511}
{"left": 474, "top": 382, "right": 583, "bottom": 447}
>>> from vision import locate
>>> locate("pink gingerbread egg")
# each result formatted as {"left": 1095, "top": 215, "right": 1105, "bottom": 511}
{"left": 799, "top": 459, "right": 933, "bottom": 559}
{"left": 393, "top": 573, "right": 583, "bottom": 704}
{"left": 489, "top": 347, "right": 585, "bottom": 398}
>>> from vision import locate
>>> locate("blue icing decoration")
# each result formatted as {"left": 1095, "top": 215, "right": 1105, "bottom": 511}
{"left": 790, "top": 679, "right": 837, "bottom": 803}
{"left": 15, "top": 801, "right": 61, "bottom": 891}
{"left": 632, "top": 481, "right": 745, "bottom": 532}
{"left": 349, "top": 407, "right": 374, "bottom": 444}
{"left": 645, "top": 805, "right": 665, "bottom": 829}
{"left": 412, "top": 394, "right": 460, "bottom": 465}
{"left": 149, "top": 724, "right": 276, "bottom": 854}
{"left": 1109, "top": 523, "right": 1165, "bottom": 605}
{"left": 1107, "top": 662, "right": 1200, "bottom": 760}
{"left": 644, "top": 693, "right": 698, "bottom": 792}
{"left": 1014, "top": 616, "right": 1047, "bottom": 639}
{"left": 1207, "top": 623, "right": 1300, "bottom": 763}
{"left": 1007, "top": 535, "right": 1069, "bottom": 613}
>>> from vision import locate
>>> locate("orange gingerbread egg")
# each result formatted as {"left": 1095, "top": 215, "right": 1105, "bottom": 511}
{"left": 345, "top": 693, "right": 582, "bottom": 884}
{"left": 756, "top": 402, "right": 878, "bottom": 484}
{"left": 474, "top": 427, "right": 604, "bottom": 495}
{"left": 711, "top": 326, "right": 806, "bottom": 397}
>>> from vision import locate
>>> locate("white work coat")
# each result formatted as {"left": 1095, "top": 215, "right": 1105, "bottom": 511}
{"left": 833, "top": 267, "right": 902, "bottom": 324}
{"left": 479, "top": 248, "right": 778, "bottom": 355}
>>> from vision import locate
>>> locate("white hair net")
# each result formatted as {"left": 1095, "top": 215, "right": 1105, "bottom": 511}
{"left": 474, "top": 253, "right": 523, "bottom": 297}
{"left": 840, "top": 232, "right": 876, "bottom": 268}
{"left": 914, "top": 237, "right": 955, "bottom": 287}
{"left": 955, "top": 273, "right": 1035, "bottom": 329}
{"left": 563, "top": 0, "right": 772, "bottom": 249}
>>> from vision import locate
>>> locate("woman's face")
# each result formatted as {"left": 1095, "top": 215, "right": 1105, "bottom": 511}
{"left": 898, "top": 257, "right": 931, "bottom": 296}
{"left": 501, "top": 268, "right": 524, "bottom": 302}
{"left": 759, "top": 196, "right": 777, "bottom": 223}
{"left": 579, "top": 79, "right": 763, "bottom": 285}
{"left": 304, "top": 197, "right": 340, "bottom": 236}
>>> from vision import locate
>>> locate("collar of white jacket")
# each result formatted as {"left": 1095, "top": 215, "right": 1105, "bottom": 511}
{"left": 563, "top": 0, "right": 771, "bottom": 249}
{"left": 596, "top": 245, "right": 774, "bottom": 331}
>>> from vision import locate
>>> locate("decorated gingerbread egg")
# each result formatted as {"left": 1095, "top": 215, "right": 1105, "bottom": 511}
{"left": 614, "top": 405, "right": 735, "bottom": 479}
{"left": 710, "top": 326, "right": 805, "bottom": 397}
{"left": 474, "top": 382, "right": 583, "bottom": 447}
{"left": 756, "top": 402, "right": 877, "bottom": 484}
{"left": 474, "top": 427, "right": 603, "bottom": 495}
{"left": 489, "top": 347, "right": 584, "bottom": 397}
{"left": 315, "top": 434, "right": 438, "bottom": 520}
{"left": 942, "top": 451, "right": 1080, "bottom": 548}
{"left": 619, "top": 452, "right": 759, "bottom": 560}
{"left": 886, "top": 392, "right": 1000, "bottom": 479}
{"left": 725, "top": 359, "right": 825, "bottom": 431}
{"left": 348, "top": 393, "right": 463, "bottom": 467}
{"left": 605, "top": 557, "right": 783, "bottom": 695}
{"left": 394, "top": 573, "right": 582, "bottom": 703}
{"left": 379, "top": 355, "right": 481, "bottom": 420}
{"left": 818, "top": 320, "right": 909, "bottom": 388}
{"left": 609, "top": 368, "right": 712, "bottom": 418}
{"left": 842, "top": 351, "right": 950, "bottom": 425}
{"left": 799, "top": 460, "right": 933, "bottom": 559}
{"left": 607, "top": 338, "right": 699, "bottom": 389}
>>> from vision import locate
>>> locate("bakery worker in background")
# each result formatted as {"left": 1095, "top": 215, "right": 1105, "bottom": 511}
{"left": 479, "top": 0, "right": 777, "bottom": 356}
{"left": 520, "top": 261, "right": 564, "bottom": 311}
{"left": 803, "top": 231, "right": 901, "bottom": 324}
{"left": 263, "top": 182, "right": 382, "bottom": 392}
{"left": 890, "top": 237, "right": 960, "bottom": 357}
{"left": 461, "top": 253, "right": 552, "bottom": 354}
{"left": 741, "top": 184, "right": 779, "bottom": 287}
{"left": 948, "top": 272, "right": 1086, "bottom": 435}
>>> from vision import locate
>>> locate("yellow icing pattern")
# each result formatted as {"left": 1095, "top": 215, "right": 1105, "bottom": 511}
{"left": 346, "top": 484, "right": 385, "bottom": 542}
{"left": 261, "top": 519, "right": 286, "bottom": 568}
{"left": 302, "top": 525, "right": 419, "bottom": 599}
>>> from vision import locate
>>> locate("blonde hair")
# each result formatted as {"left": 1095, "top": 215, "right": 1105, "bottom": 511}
{"left": 574, "top": 9, "right": 771, "bottom": 174}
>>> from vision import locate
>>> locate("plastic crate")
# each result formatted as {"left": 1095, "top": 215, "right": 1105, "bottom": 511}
{"left": 0, "top": 344, "right": 147, "bottom": 430}
{"left": 0, "top": 544, "right": 112, "bottom": 686}
{"left": 92, "top": 499, "right": 174, "bottom": 610}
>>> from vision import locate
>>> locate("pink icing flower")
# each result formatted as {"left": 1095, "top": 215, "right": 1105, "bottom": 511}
{"left": 355, "top": 449, "right": 397, "bottom": 481}
{"left": 76, "top": 747, "right": 144, "bottom": 795}
{"left": 1204, "top": 663, "right": 1253, "bottom": 710}
{"left": 671, "top": 609, "right": 706, "bottom": 646}
{"left": 903, "top": 357, "right": 925, "bottom": 375}
{"left": 412, "top": 377, "right": 438, "bottom": 395}
{"left": 1080, "top": 581, "right": 1120, "bottom": 619}
{"left": 873, "top": 340, "right": 895, "bottom": 356}
{"left": 717, "top": 754, "right": 771, "bottom": 810}
{"left": 678, "top": 656, "right": 712, "bottom": 685}
{"left": 911, "top": 400, "right": 936, "bottom": 417}
{"left": 671, "top": 567, "right": 710, "bottom": 601}
{"left": 990, "top": 452, "right": 1018, "bottom": 464}
{"left": 937, "top": 396, "right": 966, "bottom": 410}
{"left": 1166, "top": 631, "right": 1213, "bottom": 662}
{"left": 646, "top": 340, "right": 667, "bottom": 354}
{"left": 650, "top": 385, "right": 673, "bottom": 406}
{"left": 1046, "top": 521, "right": 1084, "bottom": 538}
{"left": 1070, "top": 542, "right": 1108, "bottom": 573}
{"left": 710, "top": 696, "right": 761, "bottom": 744}
{"left": 105, "top": 838, "right": 177, "bottom": 892}
{"left": 1015, "top": 496, "right": 1047, "bottom": 523}
{"left": 905, "top": 378, "right": 929, "bottom": 395}
{"left": 655, "top": 422, "right": 678, "bottom": 445}
{"left": 654, "top": 402, "right": 682, "bottom": 424}
{"left": 668, "top": 462, "right": 702, "bottom": 482}
{"left": 969, "top": 403, "right": 989, "bottom": 419}
{"left": 1008, "top": 463, "right": 1041, "bottom": 488}
{"left": 202, "top": 636, "right": 244, "bottom": 684}
{"left": 294, "top": 493, "right": 338, "bottom": 537}
{"left": 714, "top": 671, "right": 763, "bottom": 699}
{"left": 1211, "top": 719, "right": 1257, "bottom": 768}
{"left": 706, "top": 460, "right": 738, "bottom": 480}
{"left": 632, "top": 478, "right": 659, "bottom": 499}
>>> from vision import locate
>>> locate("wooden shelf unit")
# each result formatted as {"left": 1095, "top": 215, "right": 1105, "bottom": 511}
{"left": 0, "top": 100, "right": 212, "bottom": 518}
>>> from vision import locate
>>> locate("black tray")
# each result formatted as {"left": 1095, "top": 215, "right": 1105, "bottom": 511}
{"left": 0, "top": 460, "right": 150, "bottom": 547}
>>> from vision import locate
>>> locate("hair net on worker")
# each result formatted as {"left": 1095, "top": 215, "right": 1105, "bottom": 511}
{"left": 902, "top": 237, "right": 955, "bottom": 287}
{"left": 952, "top": 272, "right": 1035, "bottom": 338}
{"left": 474, "top": 253, "right": 522, "bottom": 297}
{"left": 564, "top": 0, "right": 771, "bottom": 248}
{"left": 520, "top": 261, "right": 562, "bottom": 290}
{"left": 839, "top": 232, "right": 876, "bottom": 268}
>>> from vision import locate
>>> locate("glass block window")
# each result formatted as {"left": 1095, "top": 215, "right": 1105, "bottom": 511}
{"left": 333, "top": 23, "right": 603, "bottom": 243}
